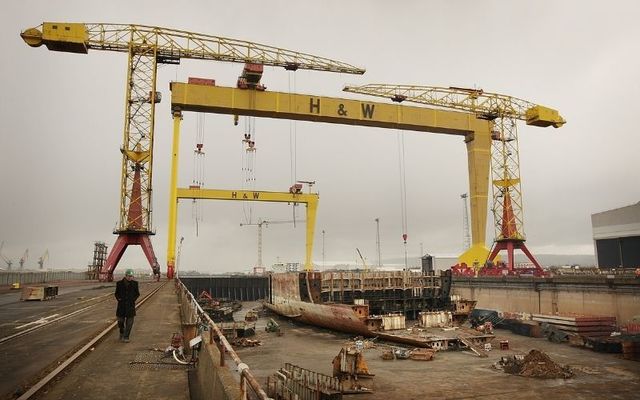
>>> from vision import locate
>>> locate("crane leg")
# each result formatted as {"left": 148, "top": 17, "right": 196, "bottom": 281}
{"left": 166, "top": 111, "right": 183, "bottom": 280}
{"left": 487, "top": 239, "right": 543, "bottom": 275}
{"left": 100, "top": 233, "right": 159, "bottom": 281}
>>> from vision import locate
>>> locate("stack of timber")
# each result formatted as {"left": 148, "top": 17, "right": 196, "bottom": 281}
{"left": 532, "top": 314, "right": 616, "bottom": 338}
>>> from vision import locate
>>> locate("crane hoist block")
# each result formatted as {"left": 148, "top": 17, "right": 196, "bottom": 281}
{"left": 525, "top": 105, "right": 564, "bottom": 128}
{"left": 237, "top": 63, "right": 265, "bottom": 90}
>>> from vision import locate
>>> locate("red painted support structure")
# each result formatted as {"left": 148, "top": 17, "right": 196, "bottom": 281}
{"left": 100, "top": 165, "right": 160, "bottom": 282}
{"left": 486, "top": 190, "right": 544, "bottom": 276}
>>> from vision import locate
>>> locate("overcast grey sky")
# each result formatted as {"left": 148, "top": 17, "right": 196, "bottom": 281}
{"left": 1, "top": 1, "right": 638, "bottom": 273}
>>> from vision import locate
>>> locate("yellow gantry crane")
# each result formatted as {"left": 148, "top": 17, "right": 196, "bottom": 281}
{"left": 342, "top": 84, "right": 565, "bottom": 273}
{"left": 21, "top": 22, "right": 364, "bottom": 280}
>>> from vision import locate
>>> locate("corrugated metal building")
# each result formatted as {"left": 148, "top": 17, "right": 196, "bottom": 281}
{"left": 591, "top": 201, "right": 640, "bottom": 268}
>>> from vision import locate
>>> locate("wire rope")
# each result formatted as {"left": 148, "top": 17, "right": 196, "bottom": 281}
{"left": 397, "top": 131, "right": 409, "bottom": 268}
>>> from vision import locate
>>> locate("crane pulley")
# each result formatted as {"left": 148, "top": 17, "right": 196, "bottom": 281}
{"left": 343, "top": 83, "right": 565, "bottom": 274}
{"left": 22, "top": 22, "right": 365, "bottom": 281}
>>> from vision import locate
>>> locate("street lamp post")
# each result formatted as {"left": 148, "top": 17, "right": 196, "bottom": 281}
{"left": 375, "top": 218, "right": 381, "bottom": 268}
{"left": 322, "top": 230, "right": 326, "bottom": 270}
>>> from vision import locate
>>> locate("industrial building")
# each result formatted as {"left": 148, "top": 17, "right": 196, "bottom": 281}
{"left": 592, "top": 201, "right": 640, "bottom": 268}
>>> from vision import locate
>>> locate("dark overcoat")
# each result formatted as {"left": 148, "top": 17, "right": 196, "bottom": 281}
{"left": 115, "top": 278, "right": 140, "bottom": 317}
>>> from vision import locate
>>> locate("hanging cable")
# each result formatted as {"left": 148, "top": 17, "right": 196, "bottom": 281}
{"left": 288, "top": 71, "right": 298, "bottom": 221}
{"left": 241, "top": 114, "right": 257, "bottom": 224}
{"left": 397, "top": 131, "right": 409, "bottom": 268}
{"left": 192, "top": 113, "right": 206, "bottom": 236}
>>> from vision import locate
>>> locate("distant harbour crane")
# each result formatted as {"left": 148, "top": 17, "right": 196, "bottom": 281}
{"left": 240, "top": 219, "right": 302, "bottom": 268}
{"left": 0, "top": 241, "right": 13, "bottom": 270}
{"left": 356, "top": 248, "right": 369, "bottom": 272}
{"left": 19, "top": 249, "right": 29, "bottom": 269}
{"left": 38, "top": 249, "right": 49, "bottom": 270}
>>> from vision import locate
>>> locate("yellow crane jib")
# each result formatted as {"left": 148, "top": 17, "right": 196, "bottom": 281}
{"left": 20, "top": 22, "right": 366, "bottom": 74}
{"left": 342, "top": 84, "right": 566, "bottom": 128}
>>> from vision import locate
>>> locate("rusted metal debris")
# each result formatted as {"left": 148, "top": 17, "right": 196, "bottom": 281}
{"left": 332, "top": 346, "right": 374, "bottom": 394}
{"left": 196, "top": 290, "right": 242, "bottom": 322}
{"left": 267, "top": 363, "right": 343, "bottom": 400}
{"left": 232, "top": 337, "right": 261, "bottom": 347}
{"left": 409, "top": 348, "right": 436, "bottom": 361}
{"left": 379, "top": 347, "right": 435, "bottom": 361}
{"left": 245, "top": 309, "right": 258, "bottom": 321}
{"left": 494, "top": 349, "right": 574, "bottom": 379}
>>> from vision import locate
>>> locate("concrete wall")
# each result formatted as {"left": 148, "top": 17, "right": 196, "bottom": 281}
{"left": 0, "top": 271, "right": 88, "bottom": 285}
{"left": 176, "top": 283, "right": 246, "bottom": 400}
{"left": 453, "top": 276, "right": 640, "bottom": 325}
{"left": 195, "top": 338, "right": 242, "bottom": 400}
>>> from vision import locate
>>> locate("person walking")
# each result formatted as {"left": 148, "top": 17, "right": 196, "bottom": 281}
{"left": 115, "top": 268, "right": 139, "bottom": 342}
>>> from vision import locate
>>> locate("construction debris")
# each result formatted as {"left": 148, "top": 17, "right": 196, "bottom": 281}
{"left": 332, "top": 346, "right": 374, "bottom": 393}
{"left": 244, "top": 309, "right": 258, "bottom": 322}
{"left": 409, "top": 348, "right": 436, "bottom": 361}
{"left": 458, "top": 336, "right": 489, "bottom": 357}
{"left": 232, "top": 337, "right": 261, "bottom": 347}
{"left": 495, "top": 349, "right": 574, "bottom": 379}
{"left": 265, "top": 318, "right": 283, "bottom": 335}
{"left": 379, "top": 346, "right": 436, "bottom": 361}
{"left": 267, "top": 363, "right": 343, "bottom": 400}
{"left": 196, "top": 290, "right": 242, "bottom": 322}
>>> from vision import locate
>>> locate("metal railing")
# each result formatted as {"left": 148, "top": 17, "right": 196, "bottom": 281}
{"left": 175, "top": 278, "right": 270, "bottom": 400}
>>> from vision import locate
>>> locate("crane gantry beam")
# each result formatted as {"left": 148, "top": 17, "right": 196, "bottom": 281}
{"left": 21, "top": 22, "right": 364, "bottom": 281}
{"left": 343, "top": 84, "right": 565, "bottom": 273}
{"left": 169, "top": 83, "right": 493, "bottom": 270}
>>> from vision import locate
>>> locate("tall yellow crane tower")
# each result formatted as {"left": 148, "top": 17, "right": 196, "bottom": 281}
{"left": 343, "top": 84, "right": 565, "bottom": 274}
{"left": 21, "top": 22, "right": 365, "bottom": 281}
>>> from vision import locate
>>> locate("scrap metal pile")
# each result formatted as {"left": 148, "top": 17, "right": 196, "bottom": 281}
{"left": 495, "top": 349, "right": 574, "bottom": 379}
{"left": 195, "top": 290, "right": 242, "bottom": 322}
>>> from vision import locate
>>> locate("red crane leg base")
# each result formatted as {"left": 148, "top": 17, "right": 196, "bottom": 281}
{"left": 99, "top": 233, "right": 160, "bottom": 282}
{"left": 486, "top": 240, "right": 545, "bottom": 277}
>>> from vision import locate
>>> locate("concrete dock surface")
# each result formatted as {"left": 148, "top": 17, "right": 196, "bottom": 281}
{"left": 33, "top": 282, "right": 189, "bottom": 400}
